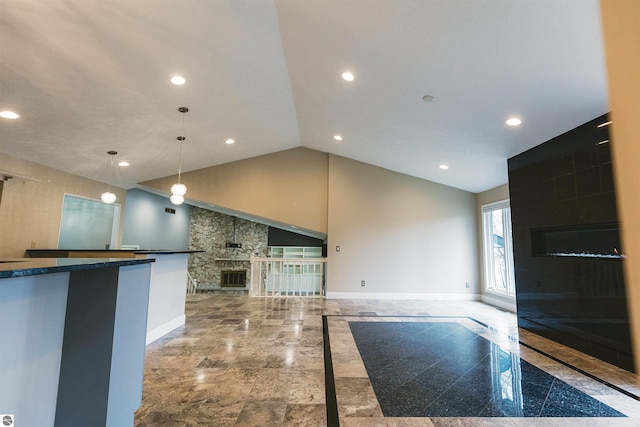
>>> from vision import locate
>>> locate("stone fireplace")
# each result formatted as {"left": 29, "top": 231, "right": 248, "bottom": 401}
{"left": 188, "top": 207, "right": 268, "bottom": 291}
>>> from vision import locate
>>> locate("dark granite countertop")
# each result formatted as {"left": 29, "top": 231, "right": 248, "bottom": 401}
{"left": 0, "top": 258, "right": 155, "bottom": 279}
{"left": 26, "top": 249, "right": 204, "bottom": 255}
{"left": 134, "top": 250, "right": 204, "bottom": 254}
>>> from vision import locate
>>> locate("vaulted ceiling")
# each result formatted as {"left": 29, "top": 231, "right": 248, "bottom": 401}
{"left": 0, "top": 0, "right": 608, "bottom": 193}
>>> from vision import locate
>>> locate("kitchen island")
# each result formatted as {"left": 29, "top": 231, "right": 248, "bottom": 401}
{"left": 27, "top": 249, "right": 203, "bottom": 344}
{"left": 0, "top": 258, "right": 154, "bottom": 427}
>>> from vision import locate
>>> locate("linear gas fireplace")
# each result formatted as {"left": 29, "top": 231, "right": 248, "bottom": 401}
{"left": 531, "top": 222, "right": 623, "bottom": 259}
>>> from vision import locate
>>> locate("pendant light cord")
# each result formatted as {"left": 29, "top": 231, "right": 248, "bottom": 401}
{"left": 177, "top": 112, "right": 185, "bottom": 184}
{"left": 108, "top": 156, "right": 114, "bottom": 191}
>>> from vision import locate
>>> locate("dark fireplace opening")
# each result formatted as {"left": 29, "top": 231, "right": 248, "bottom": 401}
{"left": 531, "top": 222, "right": 623, "bottom": 258}
{"left": 221, "top": 270, "right": 247, "bottom": 287}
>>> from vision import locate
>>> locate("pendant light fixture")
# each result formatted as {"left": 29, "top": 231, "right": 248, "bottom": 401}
{"left": 101, "top": 150, "right": 118, "bottom": 204}
{"left": 170, "top": 107, "right": 188, "bottom": 205}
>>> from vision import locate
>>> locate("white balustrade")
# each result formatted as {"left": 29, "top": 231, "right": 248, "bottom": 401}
{"left": 186, "top": 270, "right": 198, "bottom": 294}
{"left": 250, "top": 256, "right": 326, "bottom": 297}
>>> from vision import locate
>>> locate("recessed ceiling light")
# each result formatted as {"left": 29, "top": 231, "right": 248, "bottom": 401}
{"left": 341, "top": 71, "right": 355, "bottom": 82}
{"left": 597, "top": 120, "right": 612, "bottom": 128}
{"left": 439, "top": 164, "right": 449, "bottom": 170}
{"left": 333, "top": 135, "right": 343, "bottom": 141}
{"left": 0, "top": 111, "right": 19, "bottom": 119}
{"left": 170, "top": 76, "right": 186, "bottom": 85}
{"left": 118, "top": 161, "right": 130, "bottom": 167}
{"left": 506, "top": 117, "right": 522, "bottom": 126}
{"left": 422, "top": 95, "right": 436, "bottom": 102}
{"left": 225, "top": 139, "right": 235, "bottom": 145}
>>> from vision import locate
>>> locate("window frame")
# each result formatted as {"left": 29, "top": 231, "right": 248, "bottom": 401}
{"left": 481, "top": 199, "right": 516, "bottom": 298}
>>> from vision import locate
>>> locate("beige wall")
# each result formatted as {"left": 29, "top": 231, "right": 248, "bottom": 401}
{"left": 600, "top": 0, "right": 640, "bottom": 373}
{"left": 141, "top": 147, "right": 329, "bottom": 234}
{"left": 0, "top": 152, "right": 126, "bottom": 258}
{"left": 3, "top": 143, "right": 483, "bottom": 298}
{"left": 144, "top": 148, "right": 480, "bottom": 297}
{"left": 326, "top": 154, "right": 478, "bottom": 296}
{"left": 475, "top": 184, "right": 510, "bottom": 209}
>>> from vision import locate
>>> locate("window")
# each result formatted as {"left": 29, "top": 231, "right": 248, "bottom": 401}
{"left": 58, "top": 194, "right": 120, "bottom": 249}
{"left": 482, "top": 200, "right": 515, "bottom": 296}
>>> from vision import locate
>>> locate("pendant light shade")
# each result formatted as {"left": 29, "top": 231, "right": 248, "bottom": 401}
{"left": 170, "top": 194, "right": 185, "bottom": 205}
{"left": 101, "top": 151, "right": 118, "bottom": 204}
{"left": 101, "top": 191, "right": 117, "bottom": 204}
{"left": 170, "top": 183, "right": 187, "bottom": 197}
{"left": 171, "top": 107, "right": 188, "bottom": 205}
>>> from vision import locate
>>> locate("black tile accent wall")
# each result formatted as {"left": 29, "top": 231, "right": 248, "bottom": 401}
{"left": 508, "top": 113, "right": 633, "bottom": 372}
{"left": 267, "top": 226, "right": 324, "bottom": 248}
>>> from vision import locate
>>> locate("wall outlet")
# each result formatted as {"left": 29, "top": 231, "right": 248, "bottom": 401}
{"left": 465, "top": 282, "right": 470, "bottom": 288}
{"left": 361, "top": 280, "right": 365, "bottom": 287}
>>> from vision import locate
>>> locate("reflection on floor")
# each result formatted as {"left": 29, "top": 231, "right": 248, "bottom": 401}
{"left": 516, "top": 297, "right": 634, "bottom": 372}
{"left": 135, "top": 293, "right": 640, "bottom": 426}
{"left": 135, "top": 294, "right": 328, "bottom": 427}
{"left": 349, "top": 321, "right": 625, "bottom": 417}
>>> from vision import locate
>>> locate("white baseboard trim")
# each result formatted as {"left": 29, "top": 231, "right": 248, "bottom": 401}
{"left": 146, "top": 315, "right": 186, "bottom": 345}
{"left": 481, "top": 294, "right": 517, "bottom": 312}
{"left": 325, "top": 292, "right": 480, "bottom": 301}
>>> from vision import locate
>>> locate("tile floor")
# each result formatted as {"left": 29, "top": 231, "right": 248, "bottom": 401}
{"left": 134, "top": 293, "right": 640, "bottom": 426}
{"left": 348, "top": 320, "right": 624, "bottom": 417}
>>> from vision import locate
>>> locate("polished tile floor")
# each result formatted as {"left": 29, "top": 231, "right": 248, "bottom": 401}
{"left": 349, "top": 320, "right": 623, "bottom": 417}
{"left": 135, "top": 293, "right": 640, "bottom": 426}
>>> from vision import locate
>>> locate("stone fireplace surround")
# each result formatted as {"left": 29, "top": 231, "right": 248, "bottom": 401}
{"left": 188, "top": 207, "right": 326, "bottom": 292}
{"left": 188, "top": 207, "right": 268, "bottom": 291}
